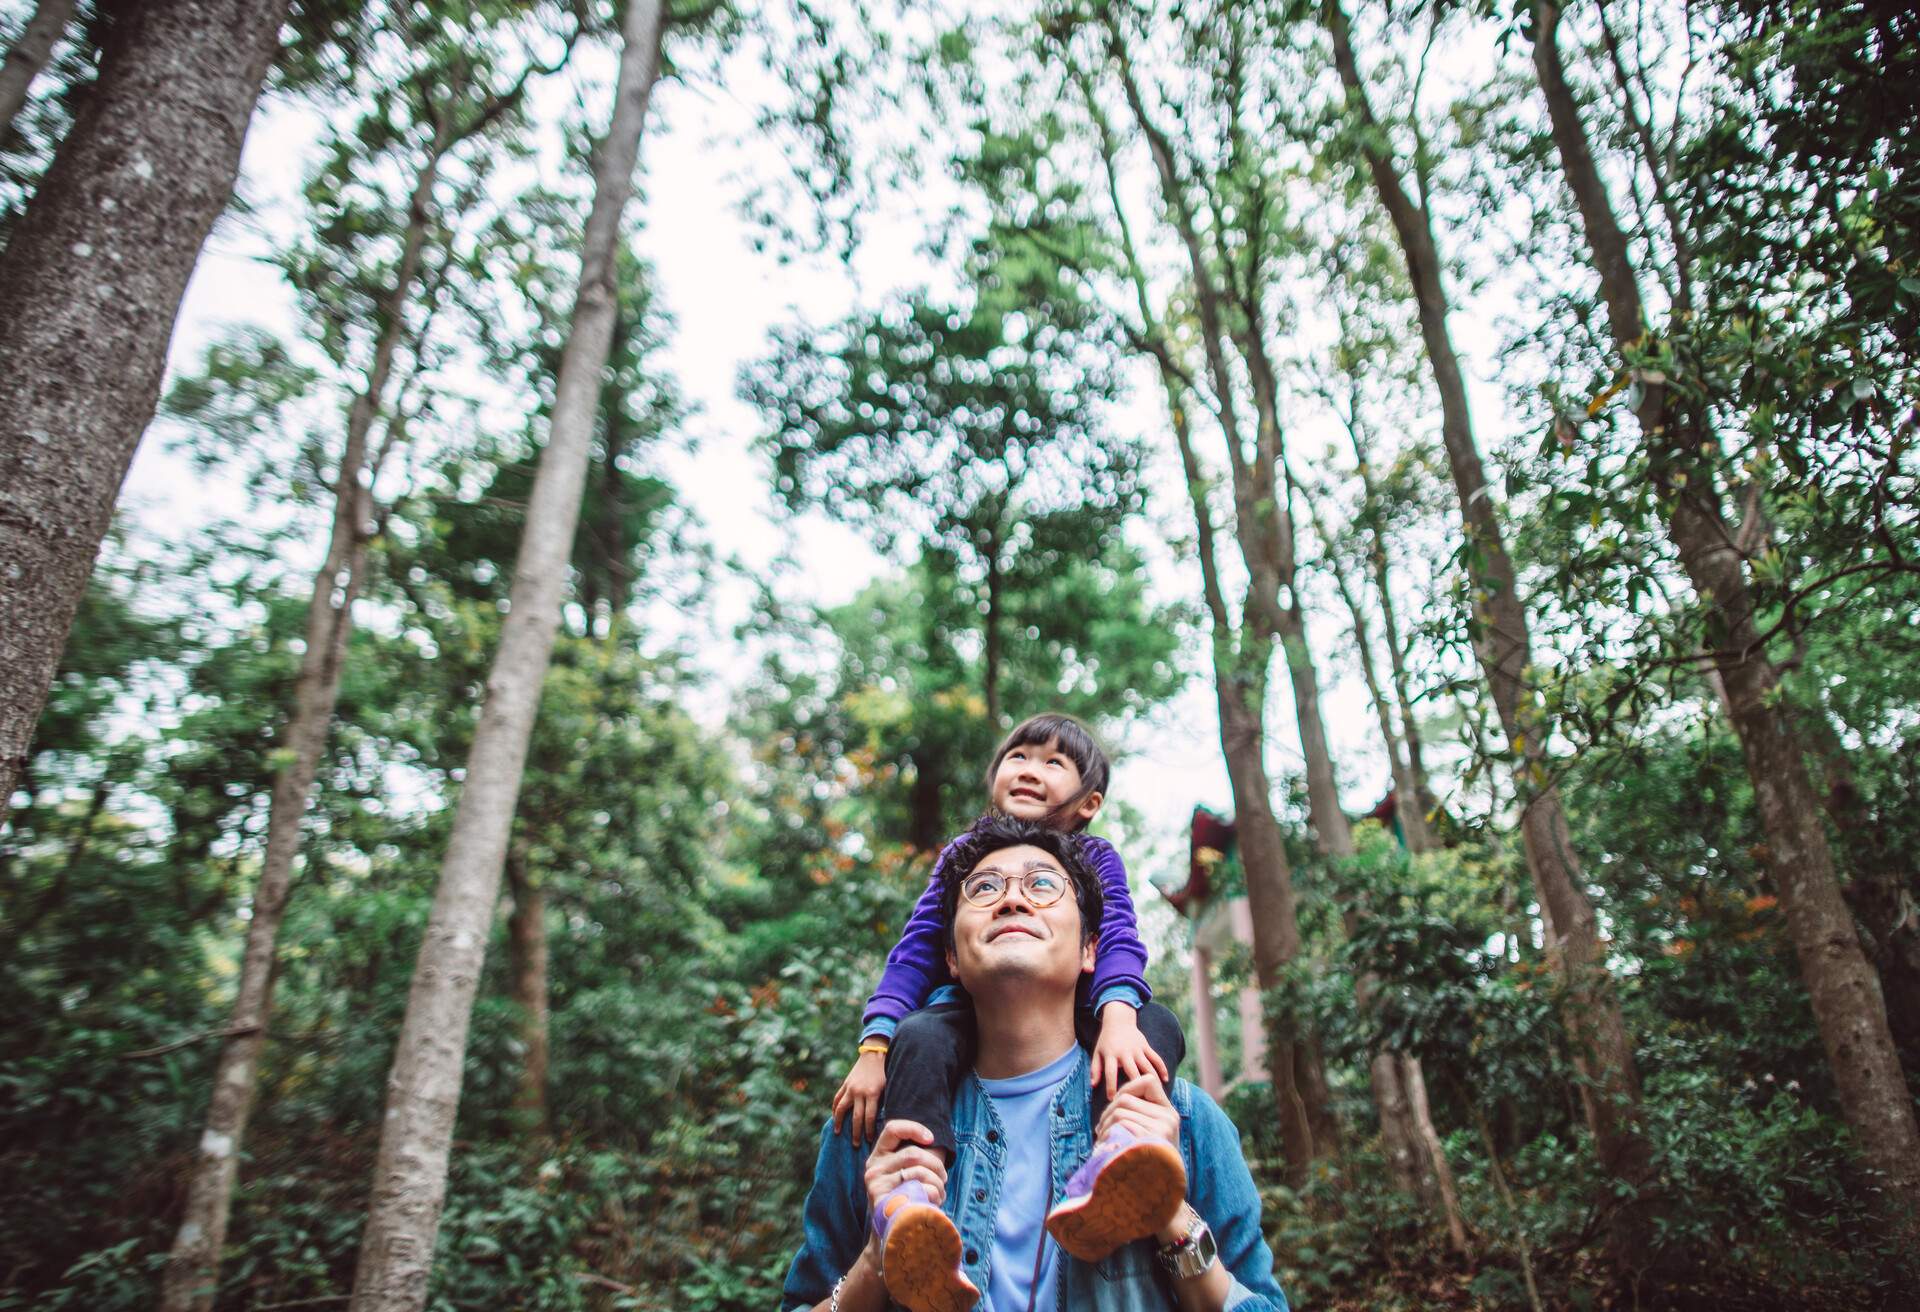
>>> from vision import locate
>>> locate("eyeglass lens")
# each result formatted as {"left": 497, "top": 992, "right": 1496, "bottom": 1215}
{"left": 963, "top": 870, "right": 1067, "bottom": 907}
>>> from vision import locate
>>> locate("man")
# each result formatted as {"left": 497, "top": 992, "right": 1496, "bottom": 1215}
{"left": 781, "top": 814, "right": 1290, "bottom": 1311}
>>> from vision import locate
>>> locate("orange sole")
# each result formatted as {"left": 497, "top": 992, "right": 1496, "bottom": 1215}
{"left": 882, "top": 1204, "right": 980, "bottom": 1312}
{"left": 1045, "top": 1139, "right": 1188, "bottom": 1263}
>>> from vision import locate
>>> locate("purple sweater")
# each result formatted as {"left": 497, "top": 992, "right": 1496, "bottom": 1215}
{"left": 859, "top": 833, "right": 1152, "bottom": 1039}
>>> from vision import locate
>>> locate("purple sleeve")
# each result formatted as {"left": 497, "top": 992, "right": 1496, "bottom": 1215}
{"left": 1084, "top": 836, "right": 1152, "bottom": 1005}
{"left": 860, "top": 842, "right": 958, "bottom": 1034}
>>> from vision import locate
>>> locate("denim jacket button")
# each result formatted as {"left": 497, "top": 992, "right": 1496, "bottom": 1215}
{"left": 973, "top": 1188, "right": 987, "bottom": 1202}
{"left": 965, "top": 1247, "right": 979, "bottom": 1263}
{"left": 986, "top": 1130, "right": 998, "bottom": 1143}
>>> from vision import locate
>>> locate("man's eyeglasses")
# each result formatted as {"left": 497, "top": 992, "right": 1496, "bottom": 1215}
{"left": 960, "top": 866, "right": 1071, "bottom": 909}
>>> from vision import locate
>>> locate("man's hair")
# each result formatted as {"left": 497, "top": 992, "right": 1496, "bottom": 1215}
{"left": 939, "top": 813, "right": 1104, "bottom": 955}
{"left": 983, "top": 712, "right": 1112, "bottom": 832}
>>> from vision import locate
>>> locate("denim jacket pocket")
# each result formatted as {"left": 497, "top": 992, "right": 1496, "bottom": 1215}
{"left": 1094, "top": 1240, "right": 1158, "bottom": 1285}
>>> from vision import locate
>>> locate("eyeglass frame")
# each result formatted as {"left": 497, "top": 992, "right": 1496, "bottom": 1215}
{"left": 958, "top": 864, "right": 1073, "bottom": 909}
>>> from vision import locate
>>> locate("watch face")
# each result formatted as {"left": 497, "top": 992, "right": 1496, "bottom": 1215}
{"left": 1160, "top": 1218, "right": 1217, "bottom": 1279}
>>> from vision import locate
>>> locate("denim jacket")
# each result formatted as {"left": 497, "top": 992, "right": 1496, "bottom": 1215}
{"left": 780, "top": 1050, "right": 1290, "bottom": 1311}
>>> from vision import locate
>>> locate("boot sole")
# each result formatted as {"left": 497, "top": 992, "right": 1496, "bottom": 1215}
{"left": 883, "top": 1204, "right": 979, "bottom": 1312}
{"left": 1045, "top": 1139, "right": 1187, "bottom": 1263}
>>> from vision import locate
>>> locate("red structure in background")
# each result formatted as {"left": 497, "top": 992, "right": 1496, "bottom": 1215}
{"left": 1155, "top": 806, "right": 1266, "bottom": 1099}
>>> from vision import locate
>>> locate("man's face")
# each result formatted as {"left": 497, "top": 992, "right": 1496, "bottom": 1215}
{"left": 945, "top": 843, "right": 1097, "bottom": 994}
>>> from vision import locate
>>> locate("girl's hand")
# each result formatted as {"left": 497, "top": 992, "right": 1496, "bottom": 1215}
{"left": 833, "top": 1048, "right": 889, "bottom": 1147}
{"left": 1092, "top": 1002, "right": 1170, "bottom": 1099}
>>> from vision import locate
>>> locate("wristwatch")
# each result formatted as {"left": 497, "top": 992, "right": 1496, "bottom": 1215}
{"left": 1155, "top": 1208, "right": 1218, "bottom": 1280}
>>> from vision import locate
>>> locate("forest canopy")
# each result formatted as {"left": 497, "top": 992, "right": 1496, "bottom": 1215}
{"left": 0, "top": 0, "right": 1915, "bottom": 1309}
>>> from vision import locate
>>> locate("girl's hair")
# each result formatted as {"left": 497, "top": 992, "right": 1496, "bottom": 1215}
{"left": 983, "top": 712, "right": 1111, "bottom": 832}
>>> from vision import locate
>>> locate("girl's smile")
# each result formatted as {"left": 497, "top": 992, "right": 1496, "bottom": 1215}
{"left": 989, "top": 737, "right": 1103, "bottom": 826}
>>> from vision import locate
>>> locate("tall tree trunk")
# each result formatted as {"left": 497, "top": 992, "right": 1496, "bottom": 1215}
{"left": 1246, "top": 340, "right": 1352, "bottom": 862}
{"left": 1368, "top": 1049, "right": 1425, "bottom": 1197}
{"left": 1296, "top": 476, "right": 1468, "bottom": 1230}
{"left": 1075, "top": 50, "right": 1331, "bottom": 1177}
{"left": 1319, "top": 0, "right": 1653, "bottom": 1259}
{"left": 1297, "top": 472, "right": 1434, "bottom": 854}
{"left": 1277, "top": 594, "right": 1352, "bottom": 854}
{"left": 983, "top": 521, "right": 1003, "bottom": 728}
{"left": 1403, "top": 1055, "right": 1470, "bottom": 1253}
{"left": 157, "top": 130, "right": 448, "bottom": 1312}
{"left": 1171, "top": 384, "right": 1321, "bottom": 1185}
{"left": 0, "top": 0, "right": 290, "bottom": 825}
{"left": 1802, "top": 710, "right": 1920, "bottom": 1063}
{"left": 1341, "top": 397, "right": 1439, "bottom": 827}
{"left": 0, "top": 0, "right": 76, "bottom": 142}
{"left": 906, "top": 755, "right": 945, "bottom": 853}
{"left": 1215, "top": 674, "right": 1321, "bottom": 1184}
{"left": 505, "top": 840, "right": 550, "bottom": 1137}
{"left": 1530, "top": 0, "right": 1920, "bottom": 1224}
{"left": 346, "top": 5, "right": 665, "bottom": 1308}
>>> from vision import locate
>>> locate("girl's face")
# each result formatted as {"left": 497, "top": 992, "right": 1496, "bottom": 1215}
{"left": 990, "top": 737, "right": 1104, "bottom": 828}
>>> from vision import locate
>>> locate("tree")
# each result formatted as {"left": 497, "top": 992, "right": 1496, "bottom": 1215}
{"left": 346, "top": 2, "right": 666, "bottom": 1305}
{"left": 0, "top": 0, "right": 292, "bottom": 824}
{"left": 156, "top": 10, "right": 574, "bottom": 1303}
{"left": 1522, "top": 0, "right": 1920, "bottom": 1225}
{"left": 748, "top": 280, "right": 1155, "bottom": 845}
{"left": 973, "top": 3, "right": 1341, "bottom": 1178}
{"left": 0, "top": 0, "right": 77, "bottom": 144}
{"left": 1307, "top": 0, "right": 1653, "bottom": 1255}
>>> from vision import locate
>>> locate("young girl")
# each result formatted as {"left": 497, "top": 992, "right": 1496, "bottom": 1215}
{"left": 832, "top": 713, "right": 1188, "bottom": 1310}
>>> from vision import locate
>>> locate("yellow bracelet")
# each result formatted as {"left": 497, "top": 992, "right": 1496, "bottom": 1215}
{"left": 857, "top": 1039, "right": 890, "bottom": 1057}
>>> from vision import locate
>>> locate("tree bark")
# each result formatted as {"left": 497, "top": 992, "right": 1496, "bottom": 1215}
{"left": 1097, "top": 22, "right": 1344, "bottom": 1176}
{"left": 1530, "top": 0, "right": 1920, "bottom": 1224}
{"left": 1168, "top": 381, "right": 1321, "bottom": 1184}
{"left": 1077, "top": 38, "right": 1332, "bottom": 1178}
{"left": 1369, "top": 1037, "right": 1425, "bottom": 1196}
{"left": 0, "top": 0, "right": 290, "bottom": 825}
{"left": 1297, "top": 470, "right": 1433, "bottom": 854}
{"left": 346, "top": 4, "right": 665, "bottom": 1308}
{"left": 1339, "top": 387, "right": 1439, "bottom": 834}
{"left": 1319, "top": 0, "right": 1652, "bottom": 1258}
{"left": 1403, "top": 1055, "right": 1470, "bottom": 1254}
{"left": 1802, "top": 710, "right": 1920, "bottom": 1062}
{"left": 505, "top": 841, "right": 550, "bottom": 1137}
{"left": 0, "top": 0, "right": 76, "bottom": 143}
{"left": 157, "top": 123, "right": 452, "bottom": 1312}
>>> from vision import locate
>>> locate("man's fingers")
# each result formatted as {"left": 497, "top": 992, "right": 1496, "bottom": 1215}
{"left": 886, "top": 1146, "right": 947, "bottom": 1177}
{"left": 874, "top": 1119, "right": 935, "bottom": 1153}
{"left": 1117, "top": 1071, "right": 1169, "bottom": 1104}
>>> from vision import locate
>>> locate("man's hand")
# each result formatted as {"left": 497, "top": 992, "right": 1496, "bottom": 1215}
{"left": 833, "top": 1049, "right": 888, "bottom": 1146}
{"left": 1100, "top": 1077, "right": 1231, "bottom": 1309}
{"left": 861, "top": 1119, "right": 948, "bottom": 1258}
{"left": 1091, "top": 1002, "right": 1171, "bottom": 1099}
{"left": 1096, "top": 1071, "right": 1182, "bottom": 1156}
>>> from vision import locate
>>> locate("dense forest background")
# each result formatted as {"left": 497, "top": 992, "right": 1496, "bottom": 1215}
{"left": 1, "top": 0, "right": 1915, "bottom": 1309}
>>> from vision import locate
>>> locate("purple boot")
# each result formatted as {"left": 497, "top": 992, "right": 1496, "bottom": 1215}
{"left": 1044, "top": 1125, "right": 1187, "bottom": 1262}
{"left": 872, "top": 1179, "right": 979, "bottom": 1312}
